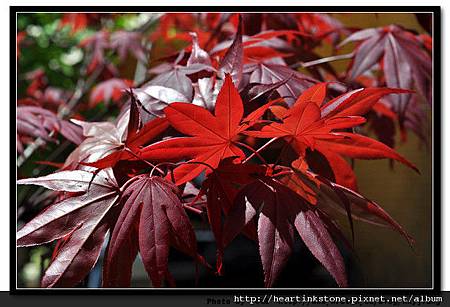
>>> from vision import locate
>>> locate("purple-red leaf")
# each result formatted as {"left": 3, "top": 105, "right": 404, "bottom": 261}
{"left": 246, "top": 63, "right": 316, "bottom": 105}
{"left": 105, "top": 175, "right": 200, "bottom": 287}
{"left": 294, "top": 210, "right": 347, "bottom": 287}
{"left": 223, "top": 177, "right": 347, "bottom": 287}
{"left": 218, "top": 15, "right": 243, "bottom": 87}
{"left": 17, "top": 169, "right": 120, "bottom": 287}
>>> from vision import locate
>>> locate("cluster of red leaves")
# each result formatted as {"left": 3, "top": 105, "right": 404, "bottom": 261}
{"left": 59, "top": 13, "right": 105, "bottom": 35}
{"left": 17, "top": 12, "right": 431, "bottom": 288}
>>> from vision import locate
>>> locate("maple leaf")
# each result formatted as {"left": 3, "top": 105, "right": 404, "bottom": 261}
{"left": 245, "top": 63, "right": 317, "bottom": 105}
{"left": 214, "top": 16, "right": 306, "bottom": 87}
{"left": 103, "top": 175, "right": 203, "bottom": 287}
{"left": 89, "top": 78, "right": 133, "bottom": 108}
{"left": 133, "top": 84, "right": 191, "bottom": 118}
{"left": 223, "top": 176, "right": 347, "bottom": 288}
{"left": 140, "top": 74, "right": 276, "bottom": 184}
{"left": 286, "top": 168, "right": 414, "bottom": 246}
{"left": 295, "top": 13, "right": 349, "bottom": 46}
{"left": 212, "top": 30, "right": 298, "bottom": 64}
{"left": 17, "top": 106, "right": 84, "bottom": 152}
{"left": 217, "top": 15, "right": 243, "bottom": 87}
{"left": 196, "top": 159, "right": 267, "bottom": 273}
{"left": 79, "top": 31, "right": 109, "bottom": 74}
{"left": 65, "top": 119, "right": 126, "bottom": 166}
{"left": 244, "top": 83, "right": 417, "bottom": 191}
{"left": 340, "top": 25, "right": 432, "bottom": 116}
{"left": 67, "top": 94, "right": 169, "bottom": 169}
{"left": 110, "top": 31, "right": 147, "bottom": 63}
{"left": 402, "top": 95, "right": 430, "bottom": 145}
{"left": 17, "top": 169, "right": 121, "bottom": 287}
{"left": 141, "top": 49, "right": 215, "bottom": 116}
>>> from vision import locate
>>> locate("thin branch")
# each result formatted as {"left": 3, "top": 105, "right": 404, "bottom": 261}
{"left": 17, "top": 132, "right": 54, "bottom": 167}
{"left": 57, "top": 64, "right": 104, "bottom": 118}
{"left": 123, "top": 148, "right": 165, "bottom": 176}
{"left": 234, "top": 141, "right": 269, "bottom": 165}
{"left": 272, "top": 170, "right": 294, "bottom": 178}
{"left": 291, "top": 52, "right": 354, "bottom": 69}
{"left": 243, "top": 137, "right": 279, "bottom": 164}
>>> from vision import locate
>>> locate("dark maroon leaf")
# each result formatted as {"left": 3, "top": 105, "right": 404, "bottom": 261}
{"left": 293, "top": 169, "right": 415, "bottom": 246}
{"left": 105, "top": 175, "right": 201, "bottom": 287}
{"left": 223, "top": 177, "right": 347, "bottom": 287}
{"left": 341, "top": 25, "right": 432, "bottom": 114}
{"left": 294, "top": 209, "right": 347, "bottom": 287}
{"left": 200, "top": 159, "right": 267, "bottom": 273}
{"left": 246, "top": 63, "right": 316, "bottom": 105}
{"left": 218, "top": 14, "right": 243, "bottom": 87}
{"left": 247, "top": 75, "right": 292, "bottom": 102}
{"left": 17, "top": 169, "right": 120, "bottom": 287}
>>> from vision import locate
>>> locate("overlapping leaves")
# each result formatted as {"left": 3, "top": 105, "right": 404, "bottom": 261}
{"left": 341, "top": 25, "right": 431, "bottom": 115}
{"left": 244, "top": 83, "right": 417, "bottom": 190}
{"left": 17, "top": 13, "right": 427, "bottom": 289}
{"left": 140, "top": 74, "right": 276, "bottom": 184}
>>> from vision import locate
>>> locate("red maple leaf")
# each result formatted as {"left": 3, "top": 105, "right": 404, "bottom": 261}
{"left": 140, "top": 74, "right": 276, "bottom": 184}
{"left": 244, "top": 83, "right": 418, "bottom": 191}
{"left": 89, "top": 78, "right": 133, "bottom": 107}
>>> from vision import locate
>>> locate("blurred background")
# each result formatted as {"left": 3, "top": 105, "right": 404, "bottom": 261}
{"left": 16, "top": 12, "right": 433, "bottom": 288}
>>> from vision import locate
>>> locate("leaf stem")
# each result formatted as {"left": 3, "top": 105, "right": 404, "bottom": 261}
{"left": 149, "top": 161, "right": 178, "bottom": 177}
{"left": 234, "top": 141, "right": 269, "bottom": 165}
{"left": 120, "top": 175, "right": 142, "bottom": 193}
{"left": 271, "top": 138, "right": 293, "bottom": 170}
{"left": 292, "top": 52, "right": 354, "bottom": 69}
{"left": 272, "top": 170, "right": 295, "bottom": 178}
{"left": 242, "top": 137, "right": 279, "bottom": 164}
{"left": 183, "top": 203, "right": 204, "bottom": 215}
{"left": 182, "top": 161, "right": 216, "bottom": 172}
{"left": 123, "top": 148, "right": 165, "bottom": 176}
